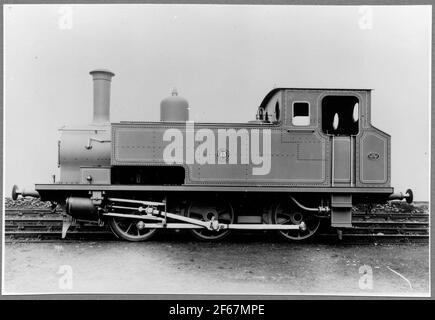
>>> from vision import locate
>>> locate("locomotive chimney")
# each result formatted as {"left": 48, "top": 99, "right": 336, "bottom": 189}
{"left": 89, "top": 69, "right": 115, "bottom": 124}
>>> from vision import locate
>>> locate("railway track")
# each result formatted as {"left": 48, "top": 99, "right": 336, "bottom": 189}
{"left": 4, "top": 206, "right": 429, "bottom": 242}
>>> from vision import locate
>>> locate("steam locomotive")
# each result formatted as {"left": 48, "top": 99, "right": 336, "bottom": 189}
{"left": 12, "top": 69, "right": 413, "bottom": 241}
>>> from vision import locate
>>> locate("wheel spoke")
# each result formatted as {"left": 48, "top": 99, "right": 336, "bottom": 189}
{"left": 278, "top": 212, "right": 292, "bottom": 218}
{"left": 125, "top": 222, "right": 133, "bottom": 234}
{"left": 189, "top": 211, "right": 204, "bottom": 219}
{"left": 219, "top": 213, "right": 231, "bottom": 222}
{"left": 278, "top": 218, "right": 292, "bottom": 224}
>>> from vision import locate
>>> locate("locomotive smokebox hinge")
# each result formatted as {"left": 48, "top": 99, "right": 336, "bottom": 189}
{"left": 85, "top": 137, "right": 111, "bottom": 150}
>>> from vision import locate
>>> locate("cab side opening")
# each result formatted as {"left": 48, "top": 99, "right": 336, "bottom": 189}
{"left": 322, "top": 95, "right": 359, "bottom": 136}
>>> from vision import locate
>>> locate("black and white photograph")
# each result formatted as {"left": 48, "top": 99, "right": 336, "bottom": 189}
{"left": 2, "top": 3, "right": 431, "bottom": 298}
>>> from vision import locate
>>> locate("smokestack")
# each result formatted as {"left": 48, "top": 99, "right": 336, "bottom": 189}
{"left": 89, "top": 69, "right": 115, "bottom": 124}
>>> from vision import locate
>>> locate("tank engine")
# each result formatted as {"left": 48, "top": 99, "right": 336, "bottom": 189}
{"left": 12, "top": 69, "right": 413, "bottom": 241}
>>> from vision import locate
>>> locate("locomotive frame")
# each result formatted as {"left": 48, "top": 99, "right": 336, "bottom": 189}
{"left": 12, "top": 69, "right": 413, "bottom": 242}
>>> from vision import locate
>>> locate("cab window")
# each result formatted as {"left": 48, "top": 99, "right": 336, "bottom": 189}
{"left": 292, "top": 102, "right": 310, "bottom": 126}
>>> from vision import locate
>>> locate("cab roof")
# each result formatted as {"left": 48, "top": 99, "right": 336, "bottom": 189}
{"left": 259, "top": 88, "right": 373, "bottom": 109}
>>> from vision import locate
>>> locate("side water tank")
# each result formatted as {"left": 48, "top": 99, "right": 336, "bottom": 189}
{"left": 160, "top": 88, "right": 189, "bottom": 122}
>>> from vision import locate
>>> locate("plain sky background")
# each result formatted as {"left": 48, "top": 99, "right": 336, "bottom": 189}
{"left": 3, "top": 4, "right": 431, "bottom": 200}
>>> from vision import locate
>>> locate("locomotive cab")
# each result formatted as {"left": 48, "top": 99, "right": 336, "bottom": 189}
{"left": 260, "top": 88, "right": 390, "bottom": 189}
{"left": 256, "top": 88, "right": 394, "bottom": 228}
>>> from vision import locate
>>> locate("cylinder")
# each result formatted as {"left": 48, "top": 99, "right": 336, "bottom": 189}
{"left": 66, "top": 197, "right": 99, "bottom": 221}
{"left": 89, "top": 69, "right": 115, "bottom": 124}
{"left": 160, "top": 88, "right": 189, "bottom": 122}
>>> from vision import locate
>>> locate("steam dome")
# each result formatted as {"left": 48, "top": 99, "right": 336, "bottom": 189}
{"left": 160, "top": 88, "right": 189, "bottom": 122}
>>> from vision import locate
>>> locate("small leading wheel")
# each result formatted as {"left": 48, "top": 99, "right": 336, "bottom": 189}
{"left": 108, "top": 217, "right": 157, "bottom": 242}
{"left": 272, "top": 200, "right": 321, "bottom": 241}
{"left": 186, "top": 199, "right": 234, "bottom": 241}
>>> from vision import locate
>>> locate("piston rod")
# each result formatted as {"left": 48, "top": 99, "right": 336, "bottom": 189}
{"left": 132, "top": 223, "right": 304, "bottom": 231}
